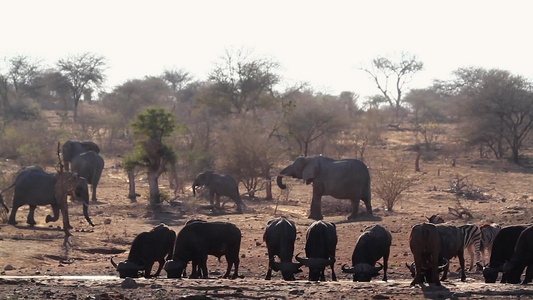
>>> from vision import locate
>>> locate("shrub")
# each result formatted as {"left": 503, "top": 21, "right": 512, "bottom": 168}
{"left": 373, "top": 160, "right": 417, "bottom": 211}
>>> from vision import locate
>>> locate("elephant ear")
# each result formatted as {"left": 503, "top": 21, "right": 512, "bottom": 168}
{"left": 302, "top": 157, "right": 318, "bottom": 185}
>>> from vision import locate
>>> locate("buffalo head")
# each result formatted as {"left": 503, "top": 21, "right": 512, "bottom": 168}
{"left": 163, "top": 259, "right": 187, "bottom": 279}
{"left": 342, "top": 262, "right": 383, "bottom": 282}
{"left": 270, "top": 256, "right": 303, "bottom": 281}
{"left": 295, "top": 253, "right": 335, "bottom": 281}
{"left": 110, "top": 257, "right": 144, "bottom": 278}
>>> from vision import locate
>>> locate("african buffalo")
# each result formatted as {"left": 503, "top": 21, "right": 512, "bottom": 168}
{"left": 111, "top": 223, "right": 176, "bottom": 278}
{"left": 164, "top": 221, "right": 241, "bottom": 279}
{"left": 263, "top": 217, "right": 302, "bottom": 281}
{"left": 483, "top": 224, "right": 528, "bottom": 283}
{"left": 295, "top": 220, "right": 337, "bottom": 281}
{"left": 342, "top": 224, "right": 391, "bottom": 282}
{"left": 503, "top": 225, "right": 533, "bottom": 284}
{"left": 409, "top": 223, "right": 442, "bottom": 286}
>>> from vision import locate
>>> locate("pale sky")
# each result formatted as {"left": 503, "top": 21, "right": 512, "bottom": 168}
{"left": 2, "top": 0, "right": 533, "bottom": 99}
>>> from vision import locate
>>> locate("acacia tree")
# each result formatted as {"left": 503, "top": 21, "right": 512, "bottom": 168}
{"left": 125, "top": 107, "right": 178, "bottom": 206}
{"left": 57, "top": 53, "right": 106, "bottom": 119}
{"left": 283, "top": 91, "right": 350, "bottom": 156}
{"left": 452, "top": 68, "right": 533, "bottom": 164}
{"left": 362, "top": 52, "right": 423, "bottom": 123}
{"left": 0, "top": 55, "right": 41, "bottom": 120}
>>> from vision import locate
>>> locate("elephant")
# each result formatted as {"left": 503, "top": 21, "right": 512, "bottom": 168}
{"left": 61, "top": 140, "right": 100, "bottom": 171}
{"left": 192, "top": 171, "right": 244, "bottom": 213}
{"left": 277, "top": 156, "right": 372, "bottom": 220}
{"left": 0, "top": 167, "right": 94, "bottom": 230}
{"left": 71, "top": 151, "right": 104, "bottom": 202}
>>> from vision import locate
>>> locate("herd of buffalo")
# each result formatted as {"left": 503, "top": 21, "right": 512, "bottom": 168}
{"left": 0, "top": 140, "right": 532, "bottom": 286}
{"left": 110, "top": 215, "right": 533, "bottom": 286}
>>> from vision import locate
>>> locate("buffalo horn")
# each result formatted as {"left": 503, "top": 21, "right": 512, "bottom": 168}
{"left": 341, "top": 263, "right": 355, "bottom": 273}
{"left": 110, "top": 257, "right": 118, "bottom": 269}
{"left": 438, "top": 258, "right": 449, "bottom": 272}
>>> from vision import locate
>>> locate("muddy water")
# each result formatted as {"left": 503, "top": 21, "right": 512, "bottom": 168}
{"left": 1, "top": 276, "right": 533, "bottom": 299}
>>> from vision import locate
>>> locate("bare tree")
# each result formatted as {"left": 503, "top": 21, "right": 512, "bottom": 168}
{"left": 57, "top": 53, "right": 106, "bottom": 119}
{"left": 208, "top": 48, "right": 280, "bottom": 116}
{"left": 362, "top": 52, "right": 423, "bottom": 123}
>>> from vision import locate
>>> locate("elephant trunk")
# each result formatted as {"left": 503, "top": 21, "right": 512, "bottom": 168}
{"left": 83, "top": 201, "right": 95, "bottom": 227}
{"left": 276, "top": 175, "right": 286, "bottom": 190}
{"left": 277, "top": 165, "right": 294, "bottom": 190}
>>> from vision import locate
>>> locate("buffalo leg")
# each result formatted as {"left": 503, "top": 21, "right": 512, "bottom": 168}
{"left": 230, "top": 257, "right": 239, "bottom": 279}
{"left": 330, "top": 262, "right": 337, "bottom": 281}
{"left": 26, "top": 205, "right": 37, "bottom": 226}
{"left": 309, "top": 192, "right": 323, "bottom": 220}
{"left": 198, "top": 257, "right": 208, "bottom": 279}
{"left": 383, "top": 252, "right": 390, "bottom": 281}
{"left": 154, "top": 259, "right": 165, "bottom": 277}
{"left": 265, "top": 264, "right": 273, "bottom": 280}
{"left": 458, "top": 249, "right": 467, "bottom": 282}
{"left": 523, "top": 265, "right": 533, "bottom": 284}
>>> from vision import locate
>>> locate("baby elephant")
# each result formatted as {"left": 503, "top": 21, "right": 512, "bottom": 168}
{"left": 192, "top": 170, "right": 244, "bottom": 213}
{"left": 111, "top": 223, "right": 176, "bottom": 278}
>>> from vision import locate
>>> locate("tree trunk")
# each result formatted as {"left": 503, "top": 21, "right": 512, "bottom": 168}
{"left": 414, "top": 145, "right": 421, "bottom": 172}
{"left": 147, "top": 171, "right": 161, "bottom": 206}
{"left": 127, "top": 168, "right": 137, "bottom": 202}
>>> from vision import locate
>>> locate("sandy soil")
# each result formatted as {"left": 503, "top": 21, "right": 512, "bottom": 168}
{"left": 1, "top": 139, "right": 533, "bottom": 299}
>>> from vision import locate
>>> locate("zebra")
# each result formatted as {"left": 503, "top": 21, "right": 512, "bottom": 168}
{"left": 479, "top": 223, "right": 502, "bottom": 267}
{"left": 427, "top": 215, "right": 481, "bottom": 271}
{"left": 458, "top": 224, "right": 482, "bottom": 271}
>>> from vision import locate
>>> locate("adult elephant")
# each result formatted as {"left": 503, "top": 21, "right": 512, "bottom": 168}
{"left": 61, "top": 140, "right": 100, "bottom": 171}
{"left": 71, "top": 151, "right": 104, "bottom": 202}
{"left": 0, "top": 167, "right": 94, "bottom": 229}
{"left": 277, "top": 156, "right": 371, "bottom": 220}
{"left": 192, "top": 171, "right": 244, "bottom": 213}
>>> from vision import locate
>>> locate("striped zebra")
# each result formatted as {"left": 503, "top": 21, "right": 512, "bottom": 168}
{"left": 427, "top": 215, "right": 481, "bottom": 271}
{"left": 458, "top": 224, "right": 482, "bottom": 271}
{"left": 479, "top": 223, "right": 502, "bottom": 266}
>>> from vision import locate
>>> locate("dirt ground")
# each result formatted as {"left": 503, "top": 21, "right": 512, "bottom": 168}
{"left": 1, "top": 133, "right": 533, "bottom": 299}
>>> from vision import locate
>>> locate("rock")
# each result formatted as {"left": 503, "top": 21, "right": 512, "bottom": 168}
{"left": 4, "top": 265, "right": 14, "bottom": 271}
{"left": 104, "top": 218, "right": 112, "bottom": 225}
{"left": 121, "top": 277, "right": 138, "bottom": 289}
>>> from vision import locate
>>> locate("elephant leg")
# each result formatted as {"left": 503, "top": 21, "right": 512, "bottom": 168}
{"left": 234, "top": 197, "right": 244, "bottom": 213}
{"left": 215, "top": 194, "right": 221, "bottom": 209}
{"left": 347, "top": 199, "right": 360, "bottom": 220}
{"left": 26, "top": 205, "right": 37, "bottom": 226}
{"left": 8, "top": 203, "right": 21, "bottom": 225}
{"left": 209, "top": 190, "right": 215, "bottom": 206}
{"left": 91, "top": 183, "right": 98, "bottom": 202}
{"left": 309, "top": 193, "right": 323, "bottom": 220}
{"left": 364, "top": 199, "right": 373, "bottom": 215}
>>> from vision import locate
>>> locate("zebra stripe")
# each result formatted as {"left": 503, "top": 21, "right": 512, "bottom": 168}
{"left": 458, "top": 224, "right": 482, "bottom": 271}
{"left": 479, "top": 223, "right": 502, "bottom": 266}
